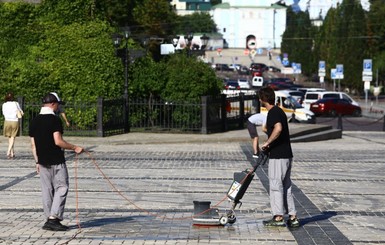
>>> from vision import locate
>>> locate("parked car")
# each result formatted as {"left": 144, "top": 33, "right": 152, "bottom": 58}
{"left": 249, "top": 63, "right": 268, "bottom": 72}
{"left": 224, "top": 80, "right": 240, "bottom": 90}
{"left": 303, "top": 91, "right": 359, "bottom": 110}
{"left": 260, "top": 90, "right": 315, "bottom": 123}
{"left": 265, "top": 80, "right": 292, "bottom": 90}
{"left": 280, "top": 90, "right": 305, "bottom": 104}
{"left": 237, "top": 78, "right": 251, "bottom": 89}
{"left": 229, "top": 63, "right": 242, "bottom": 71}
{"left": 249, "top": 63, "right": 267, "bottom": 77}
{"left": 310, "top": 98, "right": 362, "bottom": 117}
{"left": 267, "top": 66, "right": 281, "bottom": 72}
{"left": 251, "top": 76, "right": 264, "bottom": 88}
{"left": 216, "top": 64, "right": 232, "bottom": 71}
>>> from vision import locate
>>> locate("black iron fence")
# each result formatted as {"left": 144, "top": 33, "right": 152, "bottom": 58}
{"left": 7, "top": 93, "right": 259, "bottom": 137}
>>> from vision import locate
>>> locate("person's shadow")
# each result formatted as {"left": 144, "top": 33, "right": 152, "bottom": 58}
{"left": 296, "top": 211, "right": 337, "bottom": 226}
{"left": 69, "top": 215, "right": 149, "bottom": 229}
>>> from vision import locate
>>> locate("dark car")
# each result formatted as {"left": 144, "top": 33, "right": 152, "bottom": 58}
{"left": 249, "top": 63, "right": 268, "bottom": 71}
{"left": 215, "top": 64, "right": 232, "bottom": 71}
{"left": 249, "top": 63, "right": 267, "bottom": 77}
{"left": 310, "top": 98, "right": 362, "bottom": 117}
{"left": 267, "top": 66, "right": 281, "bottom": 72}
{"left": 224, "top": 81, "right": 240, "bottom": 90}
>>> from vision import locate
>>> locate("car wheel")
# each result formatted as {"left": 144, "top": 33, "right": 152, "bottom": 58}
{"left": 353, "top": 109, "right": 361, "bottom": 117}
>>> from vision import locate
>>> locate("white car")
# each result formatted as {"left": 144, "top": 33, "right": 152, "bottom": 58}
{"left": 260, "top": 90, "right": 316, "bottom": 123}
{"left": 251, "top": 76, "right": 264, "bottom": 87}
{"left": 237, "top": 78, "right": 251, "bottom": 89}
{"left": 303, "top": 91, "right": 359, "bottom": 110}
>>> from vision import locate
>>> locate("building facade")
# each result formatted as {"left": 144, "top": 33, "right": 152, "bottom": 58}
{"left": 170, "top": 0, "right": 212, "bottom": 15}
{"left": 210, "top": 1, "right": 287, "bottom": 49}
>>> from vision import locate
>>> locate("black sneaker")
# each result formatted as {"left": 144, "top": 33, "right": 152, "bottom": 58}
{"left": 263, "top": 217, "right": 285, "bottom": 227}
{"left": 287, "top": 217, "right": 300, "bottom": 228}
{"left": 42, "top": 218, "right": 69, "bottom": 231}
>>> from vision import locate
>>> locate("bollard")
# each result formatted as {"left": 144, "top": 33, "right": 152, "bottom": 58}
{"left": 337, "top": 114, "right": 343, "bottom": 131}
{"left": 383, "top": 115, "right": 385, "bottom": 132}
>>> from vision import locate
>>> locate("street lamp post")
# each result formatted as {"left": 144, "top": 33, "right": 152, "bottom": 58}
{"left": 112, "top": 27, "right": 130, "bottom": 133}
{"left": 273, "top": 9, "right": 277, "bottom": 50}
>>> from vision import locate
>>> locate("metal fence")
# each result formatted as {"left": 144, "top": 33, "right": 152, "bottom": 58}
{"left": 9, "top": 93, "right": 259, "bottom": 137}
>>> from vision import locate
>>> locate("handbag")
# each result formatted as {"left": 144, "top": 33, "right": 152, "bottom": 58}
{"left": 15, "top": 102, "right": 24, "bottom": 119}
{"left": 17, "top": 110, "right": 23, "bottom": 119}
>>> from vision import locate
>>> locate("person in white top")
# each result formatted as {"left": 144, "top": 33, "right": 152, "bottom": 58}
{"left": 2, "top": 92, "right": 23, "bottom": 159}
{"left": 247, "top": 113, "right": 267, "bottom": 158}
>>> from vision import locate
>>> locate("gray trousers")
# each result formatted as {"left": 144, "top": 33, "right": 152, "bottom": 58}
{"left": 268, "top": 158, "right": 296, "bottom": 216}
{"left": 39, "top": 163, "right": 69, "bottom": 220}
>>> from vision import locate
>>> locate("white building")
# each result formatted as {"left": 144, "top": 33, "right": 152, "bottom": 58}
{"left": 210, "top": 0, "right": 287, "bottom": 49}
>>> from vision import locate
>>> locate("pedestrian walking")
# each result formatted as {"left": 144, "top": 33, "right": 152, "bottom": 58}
{"left": 29, "top": 92, "right": 83, "bottom": 231}
{"left": 247, "top": 113, "right": 266, "bottom": 158}
{"left": 258, "top": 87, "right": 300, "bottom": 228}
{"left": 50, "top": 92, "right": 70, "bottom": 127}
{"left": 2, "top": 92, "right": 23, "bottom": 159}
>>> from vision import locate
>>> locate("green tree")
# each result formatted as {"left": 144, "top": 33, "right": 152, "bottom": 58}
{"left": 175, "top": 12, "right": 217, "bottom": 34}
{"left": 281, "top": 8, "right": 314, "bottom": 76}
{"left": 133, "top": 0, "right": 177, "bottom": 37}
{"left": 367, "top": 0, "right": 385, "bottom": 84}
{"left": 162, "top": 54, "right": 222, "bottom": 102}
{"left": 314, "top": 0, "right": 367, "bottom": 91}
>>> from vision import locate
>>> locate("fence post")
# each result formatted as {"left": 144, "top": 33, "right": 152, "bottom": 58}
{"left": 221, "top": 94, "right": 227, "bottom": 132}
{"left": 17, "top": 97, "right": 24, "bottom": 136}
{"left": 239, "top": 92, "right": 245, "bottom": 129}
{"left": 255, "top": 94, "right": 260, "bottom": 113}
{"left": 97, "top": 97, "right": 104, "bottom": 137}
{"left": 201, "top": 96, "right": 208, "bottom": 134}
{"left": 337, "top": 114, "right": 343, "bottom": 131}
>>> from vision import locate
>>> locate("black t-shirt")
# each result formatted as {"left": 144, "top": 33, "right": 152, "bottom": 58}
{"left": 29, "top": 114, "right": 65, "bottom": 166}
{"left": 266, "top": 106, "right": 293, "bottom": 159}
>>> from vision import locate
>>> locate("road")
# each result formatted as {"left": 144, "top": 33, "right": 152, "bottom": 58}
{"left": 316, "top": 114, "right": 384, "bottom": 131}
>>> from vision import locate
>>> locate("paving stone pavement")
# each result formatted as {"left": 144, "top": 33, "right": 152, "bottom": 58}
{"left": 0, "top": 127, "right": 384, "bottom": 245}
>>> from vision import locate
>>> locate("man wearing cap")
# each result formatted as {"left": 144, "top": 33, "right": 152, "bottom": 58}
{"left": 29, "top": 92, "right": 83, "bottom": 231}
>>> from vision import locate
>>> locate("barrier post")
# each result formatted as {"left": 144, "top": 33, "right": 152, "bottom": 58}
{"left": 383, "top": 115, "right": 385, "bottom": 132}
{"left": 337, "top": 114, "right": 343, "bottom": 131}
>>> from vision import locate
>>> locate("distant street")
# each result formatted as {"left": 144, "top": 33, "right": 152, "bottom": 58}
{"left": 316, "top": 115, "right": 384, "bottom": 131}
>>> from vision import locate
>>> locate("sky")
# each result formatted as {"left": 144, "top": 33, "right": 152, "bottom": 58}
{"left": 282, "top": 0, "right": 370, "bottom": 19}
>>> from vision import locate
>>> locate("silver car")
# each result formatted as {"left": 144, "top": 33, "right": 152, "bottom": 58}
{"left": 237, "top": 78, "right": 251, "bottom": 90}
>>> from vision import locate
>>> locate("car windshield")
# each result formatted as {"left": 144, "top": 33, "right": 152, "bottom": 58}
{"left": 287, "top": 96, "right": 303, "bottom": 109}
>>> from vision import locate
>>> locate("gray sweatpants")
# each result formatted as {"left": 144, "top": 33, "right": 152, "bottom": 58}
{"left": 39, "top": 163, "right": 69, "bottom": 221}
{"left": 268, "top": 158, "right": 296, "bottom": 216}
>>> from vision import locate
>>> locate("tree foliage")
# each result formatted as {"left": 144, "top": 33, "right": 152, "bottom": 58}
{"left": 174, "top": 12, "right": 217, "bottom": 34}
{"left": 283, "top": 0, "right": 372, "bottom": 91}
{"left": 281, "top": 8, "right": 314, "bottom": 76}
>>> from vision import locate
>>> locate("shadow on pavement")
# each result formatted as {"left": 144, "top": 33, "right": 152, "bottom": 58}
{"left": 299, "top": 211, "right": 337, "bottom": 226}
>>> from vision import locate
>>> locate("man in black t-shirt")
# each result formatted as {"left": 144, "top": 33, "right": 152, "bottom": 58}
{"left": 259, "top": 87, "right": 300, "bottom": 228}
{"left": 29, "top": 92, "right": 83, "bottom": 231}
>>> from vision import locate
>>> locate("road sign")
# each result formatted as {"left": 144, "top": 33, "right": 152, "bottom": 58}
{"left": 319, "top": 61, "right": 326, "bottom": 71}
{"left": 336, "top": 64, "right": 344, "bottom": 79}
{"left": 257, "top": 48, "right": 263, "bottom": 55}
{"left": 318, "top": 61, "right": 326, "bottom": 77}
{"left": 362, "top": 59, "right": 373, "bottom": 81}
{"left": 363, "top": 59, "right": 372, "bottom": 72}
{"left": 331, "top": 68, "right": 337, "bottom": 79}
{"left": 292, "top": 63, "right": 301, "bottom": 74}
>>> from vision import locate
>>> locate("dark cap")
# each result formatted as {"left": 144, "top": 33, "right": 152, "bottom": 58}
{"left": 42, "top": 92, "right": 65, "bottom": 105}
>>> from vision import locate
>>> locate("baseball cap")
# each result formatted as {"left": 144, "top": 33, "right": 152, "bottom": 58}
{"left": 42, "top": 92, "right": 65, "bottom": 105}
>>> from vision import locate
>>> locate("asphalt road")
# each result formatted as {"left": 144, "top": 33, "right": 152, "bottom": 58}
{"left": 316, "top": 114, "right": 384, "bottom": 131}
